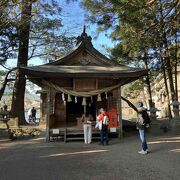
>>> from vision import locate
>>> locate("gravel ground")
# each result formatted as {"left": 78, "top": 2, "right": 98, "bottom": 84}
{"left": 0, "top": 127, "right": 180, "bottom": 180}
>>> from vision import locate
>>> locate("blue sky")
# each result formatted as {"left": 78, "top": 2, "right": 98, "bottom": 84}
{"left": 28, "top": 1, "right": 114, "bottom": 66}
{"left": 58, "top": 0, "right": 114, "bottom": 55}
{"left": 4, "top": 0, "right": 115, "bottom": 68}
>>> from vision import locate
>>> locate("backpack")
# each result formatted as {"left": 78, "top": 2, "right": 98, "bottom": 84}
{"left": 103, "top": 115, "right": 109, "bottom": 125}
{"left": 137, "top": 110, "right": 151, "bottom": 128}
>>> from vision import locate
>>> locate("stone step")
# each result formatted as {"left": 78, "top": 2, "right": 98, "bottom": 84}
{"left": 0, "top": 129, "right": 10, "bottom": 139}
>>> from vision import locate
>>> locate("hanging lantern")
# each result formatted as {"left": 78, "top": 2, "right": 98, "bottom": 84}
{"left": 67, "top": 94, "right": 72, "bottom": 102}
{"left": 97, "top": 94, "right": 102, "bottom": 101}
{"left": 82, "top": 97, "right": 87, "bottom": 105}
{"left": 75, "top": 96, "right": 77, "bottom": 103}
{"left": 105, "top": 92, "right": 108, "bottom": 99}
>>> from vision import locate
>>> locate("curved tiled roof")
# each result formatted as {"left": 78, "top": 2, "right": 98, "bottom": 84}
{"left": 20, "top": 30, "right": 148, "bottom": 86}
{"left": 46, "top": 30, "right": 115, "bottom": 66}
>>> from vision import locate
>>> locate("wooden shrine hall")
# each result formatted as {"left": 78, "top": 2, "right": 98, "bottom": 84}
{"left": 20, "top": 29, "right": 148, "bottom": 141}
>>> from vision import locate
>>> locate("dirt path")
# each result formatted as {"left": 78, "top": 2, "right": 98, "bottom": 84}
{"left": 0, "top": 127, "right": 180, "bottom": 180}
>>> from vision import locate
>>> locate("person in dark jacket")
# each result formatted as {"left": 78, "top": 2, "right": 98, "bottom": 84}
{"left": 136, "top": 102, "right": 151, "bottom": 155}
{"left": 31, "top": 107, "right": 36, "bottom": 123}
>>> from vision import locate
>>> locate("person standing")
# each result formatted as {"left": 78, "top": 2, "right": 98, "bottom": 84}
{"left": 136, "top": 102, "right": 151, "bottom": 155}
{"left": 97, "top": 108, "right": 109, "bottom": 145}
{"left": 81, "top": 113, "right": 93, "bottom": 144}
{"left": 31, "top": 107, "right": 36, "bottom": 123}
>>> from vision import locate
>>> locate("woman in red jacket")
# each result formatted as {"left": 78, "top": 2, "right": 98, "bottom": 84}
{"left": 97, "top": 108, "right": 109, "bottom": 145}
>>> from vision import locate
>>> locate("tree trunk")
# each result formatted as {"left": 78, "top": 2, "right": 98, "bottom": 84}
{"left": 11, "top": 70, "right": 27, "bottom": 124}
{"left": 160, "top": 54, "right": 172, "bottom": 118}
{"left": 159, "top": 0, "right": 175, "bottom": 102}
{"left": 144, "top": 52, "right": 153, "bottom": 108}
{"left": 174, "top": 20, "right": 178, "bottom": 99}
{"left": 11, "top": 0, "right": 32, "bottom": 125}
{"left": 174, "top": 55, "right": 178, "bottom": 100}
{"left": 164, "top": 47, "right": 175, "bottom": 102}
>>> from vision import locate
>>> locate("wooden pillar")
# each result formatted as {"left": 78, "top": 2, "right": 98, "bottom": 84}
{"left": 40, "top": 93, "right": 43, "bottom": 123}
{"left": 46, "top": 88, "right": 56, "bottom": 141}
{"left": 40, "top": 93, "right": 46, "bottom": 124}
{"left": 52, "top": 91, "right": 56, "bottom": 114}
{"left": 117, "top": 86, "right": 123, "bottom": 138}
{"left": 46, "top": 88, "right": 51, "bottom": 142}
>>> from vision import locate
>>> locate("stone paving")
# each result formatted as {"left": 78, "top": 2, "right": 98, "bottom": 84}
{"left": 0, "top": 127, "right": 180, "bottom": 180}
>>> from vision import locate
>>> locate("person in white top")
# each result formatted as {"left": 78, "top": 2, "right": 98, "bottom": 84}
{"left": 81, "top": 113, "right": 93, "bottom": 144}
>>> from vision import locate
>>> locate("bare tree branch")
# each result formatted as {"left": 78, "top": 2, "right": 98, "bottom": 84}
{"left": 0, "top": 67, "right": 18, "bottom": 100}
{"left": 121, "top": 96, "right": 138, "bottom": 112}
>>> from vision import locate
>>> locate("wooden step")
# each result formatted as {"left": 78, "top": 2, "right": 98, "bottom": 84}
{"left": 49, "top": 127, "right": 101, "bottom": 142}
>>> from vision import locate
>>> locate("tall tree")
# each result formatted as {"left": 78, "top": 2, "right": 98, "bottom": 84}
{"left": 82, "top": 0, "right": 179, "bottom": 114}
{"left": 11, "top": 0, "right": 33, "bottom": 124}
{"left": 0, "top": 1, "right": 18, "bottom": 66}
{"left": 0, "top": 0, "right": 76, "bottom": 124}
